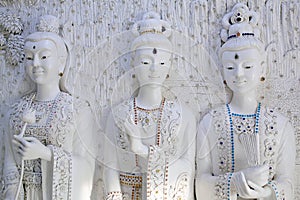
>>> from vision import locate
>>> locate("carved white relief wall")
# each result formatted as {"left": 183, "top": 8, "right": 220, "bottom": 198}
{"left": 0, "top": 0, "right": 299, "bottom": 199}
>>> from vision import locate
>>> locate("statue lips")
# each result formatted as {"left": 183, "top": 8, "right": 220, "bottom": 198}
{"left": 233, "top": 79, "right": 247, "bottom": 86}
{"left": 32, "top": 68, "right": 45, "bottom": 76}
{"left": 148, "top": 75, "right": 160, "bottom": 79}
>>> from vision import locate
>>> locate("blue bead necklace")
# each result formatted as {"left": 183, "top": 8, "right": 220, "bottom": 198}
{"left": 226, "top": 102, "right": 261, "bottom": 172}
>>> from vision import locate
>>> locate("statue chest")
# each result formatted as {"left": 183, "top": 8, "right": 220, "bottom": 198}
{"left": 10, "top": 93, "right": 75, "bottom": 148}
{"left": 116, "top": 99, "right": 182, "bottom": 155}
{"left": 211, "top": 105, "right": 281, "bottom": 180}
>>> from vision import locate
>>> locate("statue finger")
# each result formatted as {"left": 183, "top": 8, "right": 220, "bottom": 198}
{"left": 13, "top": 137, "right": 26, "bottom": 149}
{"left": 13, "top": 135, "right": 28, "bottom": 146}
{"left": 24, "top": 137, "right": 38, "bottom": 143}
{"left": 17, "top": 146, "right": 25, "bottom": 157}
{"left": 247, "top": 180, "right": 262, "bottom": 192}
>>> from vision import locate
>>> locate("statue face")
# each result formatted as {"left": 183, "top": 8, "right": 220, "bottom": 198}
{"left": 24, "top": 39, "right": 61, "bottom": 86}
{"left": 222, "top": 47, "right": 263, "bottom": 94}
{"left": 133, "top": 47, "right": 171, "bottom": 87}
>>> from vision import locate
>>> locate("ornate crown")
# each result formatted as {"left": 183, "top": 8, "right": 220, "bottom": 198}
{"left": 132, "top": 11, "right": 171, "bottom": 38}
{"left": 220, "top": 3, "right": 260, "bottom": 42}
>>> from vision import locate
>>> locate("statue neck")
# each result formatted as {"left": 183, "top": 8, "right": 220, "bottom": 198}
{"left": 36, "top": 84, "right": 61, "bottom": 101}
{"left": 136, "top": 85, "right": 163, "bottom": 109}
{"left": 229, "top": 91, "right": 258, "bottom": 114}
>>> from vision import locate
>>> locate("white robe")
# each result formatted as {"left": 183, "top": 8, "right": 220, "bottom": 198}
{"left": 196, "top": 104, "right": 296, "bottom": 200}
{"left": 3, "top": 92, "right": 96, "bottom": 200}
{"left": 103, "top": 98, "right": 196, "bottom": 200}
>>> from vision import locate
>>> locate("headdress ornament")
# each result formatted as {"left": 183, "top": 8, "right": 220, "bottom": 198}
{"left": 220, "top": 3, "right": 260, "bottom": 42}
{"left": 26, "top": 15, "right": 71, "bottom": 93}
{"left": 132, "top": 11, "right": 171, "bottom": 38}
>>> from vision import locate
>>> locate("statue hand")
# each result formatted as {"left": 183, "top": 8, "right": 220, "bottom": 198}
{"left": 240, "top": 165, "right": 269, "bottom": 187}
{"left": 124, "top": 120, "right": 142, "bottom": 138}
{"left": 13, "top": 136, "right": 51, "bottom": 161}
{"left": 124, "top": 121, "right": 148, "bottom": 157}
{"left": 232, "top": 172, "right": 272, "bottom": 199}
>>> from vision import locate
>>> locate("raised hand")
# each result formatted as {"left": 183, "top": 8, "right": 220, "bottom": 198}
{"left": 124, "top": 120, "right": 148, "bottom": 157}
{"left": 13, "top": 136, "right": 51, "bottom": 161}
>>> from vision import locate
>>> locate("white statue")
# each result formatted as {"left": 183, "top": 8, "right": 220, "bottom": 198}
{"left": 103, "top": 12, "right": 196, "bottom": 200}
{"left": 3, "top": 15, "right": 97, "bottom": 200}
{"left": 196, "top": 3, "right": 296, "bottom": 200}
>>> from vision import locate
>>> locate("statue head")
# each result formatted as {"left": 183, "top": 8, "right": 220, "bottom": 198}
{"left": 219, "top": 4, "right": 266, "bottom": 95}
{"left": 131, "top": 12, "right": 173, "bottom": 87}
{"left": 24, "top": 15, "right": 70, "bottom": 93}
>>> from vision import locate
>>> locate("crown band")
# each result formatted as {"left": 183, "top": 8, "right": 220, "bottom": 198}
{"left": 228, "top": 32, "right": 254, "bottom": 40}
{"left": 140, "top": 29, "right": 163, "bottom": 35}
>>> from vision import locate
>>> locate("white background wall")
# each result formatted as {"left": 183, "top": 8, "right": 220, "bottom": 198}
{"left": 0, "top": 0, "right": 299, "bottom": 199}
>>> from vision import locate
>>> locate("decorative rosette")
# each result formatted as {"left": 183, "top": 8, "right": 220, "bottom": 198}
{"left": 220, "top": 3, "right": 260, "bottom": 42}
{"left": 0, "top": 11, "right": 24, "bottom": 66}
{"left": 36, "top": 15, "right": 60, "bottom": 34}
{"left": 22, "top": 108, "right": 36, "bottom": 124}
{"left": 0, "top": 12, "right": 23, "bottom": 34}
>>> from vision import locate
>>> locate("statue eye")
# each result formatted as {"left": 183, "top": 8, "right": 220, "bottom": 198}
{"left": 41, "top": 56, "right": 47, "bottom": 59}
{"left": 141, "top": 61, "right": 149, "bottom": 65}
{"left": 245, "top": 65, "right": 252, "bottom": 69}
{"left": 26, "top": 57, "right": 33, "bottom": 60}
{"left": 226, "top": 66, "right": 234, "bottom": 70}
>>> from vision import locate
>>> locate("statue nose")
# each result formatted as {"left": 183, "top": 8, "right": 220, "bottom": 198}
{"left": 149, "top": 64, "right": 156, "bottom": 72}
{"left": 236, "top": 66, "right": 244, "bottom": 77}
{"left": 33, "top": 56, "right": 40, "bottom": 67}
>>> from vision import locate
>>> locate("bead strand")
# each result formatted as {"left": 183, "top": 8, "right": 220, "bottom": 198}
{"left": 226, "top": 102, "right": 262, "bottom": 172}
{"left": 226, "top": 105, "right": 235, "bottom": 173}
{"left": 133, "top": 97, "right": 165, "bottom": 146}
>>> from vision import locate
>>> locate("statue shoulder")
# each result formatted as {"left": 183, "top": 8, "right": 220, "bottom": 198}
{"left": 72, "top": 95, "right": 94, "bottom": 117}
{"left": 112, "top": 98, "right": 133, "bottom": 118}
{"left": 261, "top": 105, "right": 291, "bottom": 128}
{"left": 9, "top": 93, "right": 36, "bottom": 115}
{"left": 178, "top": 101, "right": 196, "bottom": 121}
{"left": 199, "top": 104, "right": 227, "bottom": 127}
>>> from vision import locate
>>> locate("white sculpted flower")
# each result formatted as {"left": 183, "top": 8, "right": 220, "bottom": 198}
{"left": 22, "top": 108, "right": 36, "bottom": 124}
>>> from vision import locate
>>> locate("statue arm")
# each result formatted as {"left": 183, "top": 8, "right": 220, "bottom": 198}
{"left": 172, "top": 108, "right": 196, "bottom": 176}
{"left": 40, "top": 100, "right": 97, "bottom": 200}
{"left": 195, "top": 114, "right": 238, "bottom": 200}
{"left": 103, "top": 112, "right": 122, "bottom": 199}
{"left": 71, "top": 101, "right": 97, "bottom": 200}
{"left": 175, "top": 108, "right": 197, "bottom": 199}
{"left": 3, "top": 108, "right": 22, "bottom": 200}
{"left": 266, "top": 119, "right": 296, "bottom": 200}
{"left": 148, "top": 106, "right": 196, "bottom": 199}
{"left": 3, "top": 128, "right": 19, "bottom": 200}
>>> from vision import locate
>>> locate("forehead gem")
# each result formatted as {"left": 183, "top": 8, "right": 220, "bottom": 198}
{"left": 235, "top": 53, "right": 239, "bottom": 59}
{"left": 153, "top": 48, "right": 157, "bottom": 54}
{"left": 33, "top": 45, "right": 36, "bottom": 49}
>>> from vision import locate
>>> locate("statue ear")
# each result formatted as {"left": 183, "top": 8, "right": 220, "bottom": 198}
{"left": 260, "top": 60, "right": 267, "bottom": 78}
{"left": 59, "top": 56, "right": 67, "bottom": 73}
